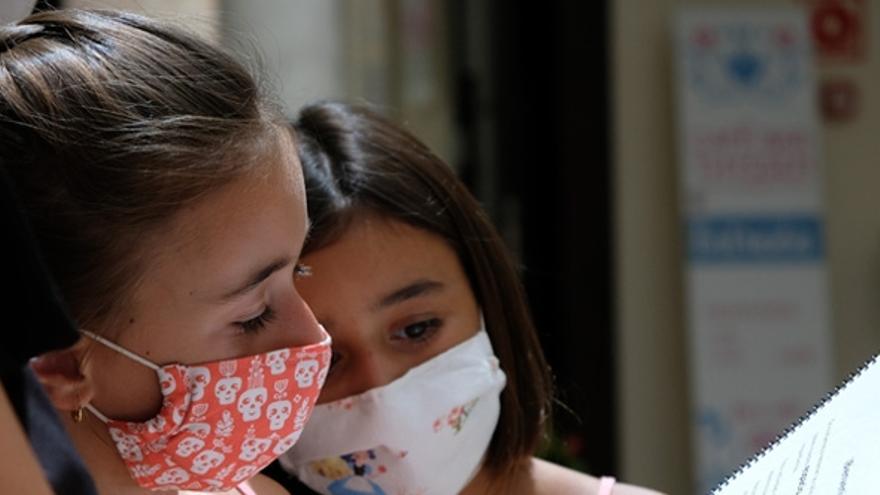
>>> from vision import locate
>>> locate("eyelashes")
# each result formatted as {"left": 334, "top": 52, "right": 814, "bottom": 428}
{"left": 390, "top": 317, "right": 443, "bottom": 344}
{"left": 236, "top": 306, "right": 276, "bottom": 334}
{"left": 237, "top": 264, "right": 310, "bottom": 335}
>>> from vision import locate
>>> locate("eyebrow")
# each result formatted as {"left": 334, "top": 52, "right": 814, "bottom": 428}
{"left": 371, "top": 279, "right": 445, "bottom": 311}
{"left": 220, "top": 257, "right": 293, "bottom": 301}
{"left": 217, "top": 212, "right": 310, "bottom": 301}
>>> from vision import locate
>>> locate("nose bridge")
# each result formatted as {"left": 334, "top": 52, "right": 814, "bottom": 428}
{"left": 316, "top": 318, "right": 405, "bottom": 399}
{"left": 352, "top": 347, "right": 398, "bottom": 395}
{"left": 286, "top": 293, "right": 324, "bottom": 347}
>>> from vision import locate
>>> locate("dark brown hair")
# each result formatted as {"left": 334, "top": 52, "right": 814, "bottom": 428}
{"left": 292, "top": 101, "right": 554, "bottom": 484}
{"left": 0, "top": 10, "right": 283, "bottom": 328}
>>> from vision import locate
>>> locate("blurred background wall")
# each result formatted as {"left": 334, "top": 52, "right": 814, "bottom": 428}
{"left": 38, "top": 1, "right": 880, "bottom": 493}
{"left": 614, "top": 0, "right": 880, "bottom": 492}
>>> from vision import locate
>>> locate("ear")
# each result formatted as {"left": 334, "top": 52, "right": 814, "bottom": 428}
{"left": 29, "top": 338, "right": 94, "bottom": 411}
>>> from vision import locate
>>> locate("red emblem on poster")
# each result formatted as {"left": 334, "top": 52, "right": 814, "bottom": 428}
{"left": 799, "top": 0, "right": 866, "bottom": 62}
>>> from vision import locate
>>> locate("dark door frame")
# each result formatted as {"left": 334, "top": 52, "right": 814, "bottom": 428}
{"left": 451, "top": 0, "right": 616, "bottom": 475}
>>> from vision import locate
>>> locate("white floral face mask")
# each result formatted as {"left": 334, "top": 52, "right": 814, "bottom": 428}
{"left": 279, "top": 325, "right": 507, "bottom": 495}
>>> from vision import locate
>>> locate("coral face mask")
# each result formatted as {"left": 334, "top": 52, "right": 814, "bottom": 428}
{"left": 81, "top": 329, "right": 331, "bottom": 492}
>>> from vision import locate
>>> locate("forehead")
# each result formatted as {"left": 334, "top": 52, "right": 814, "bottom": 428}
{"left": 310, "top": 215, "right": 454, "bottom": 264}
{"left": 171, "top": 144, "right": 302, "bottom": 242}
{"left": 132, "top": 150, "right": 306, "bottom": 299}
{"left": 297, "top": 216, "right": 466, "bottom": 307}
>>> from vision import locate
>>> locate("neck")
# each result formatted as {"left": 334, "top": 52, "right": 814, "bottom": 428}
{"left": 61, "top": 411, "right": 177, "bottom": 495}
{"left": 459, "top": 458, "right": 534, "bottom": 495}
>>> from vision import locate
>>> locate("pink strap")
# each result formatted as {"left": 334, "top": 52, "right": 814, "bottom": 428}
{"left": 236, "top": 482, "right": 258, "bottom": 495}
{"left": 598, "top": 476, "right": 616, "bottom": 495}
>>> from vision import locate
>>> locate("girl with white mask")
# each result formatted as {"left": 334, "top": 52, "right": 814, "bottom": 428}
{"left": 270, "top": 102, "right": 663, "bottom": 495}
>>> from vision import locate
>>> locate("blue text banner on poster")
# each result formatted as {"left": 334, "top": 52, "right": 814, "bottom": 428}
{"left": 688, "top": 215, "right": 824, "bottom": 264}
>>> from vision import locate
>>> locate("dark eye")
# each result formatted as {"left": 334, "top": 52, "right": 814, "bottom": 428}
{"left": 327, "top": 349, "right": 341, "bottom": 373}
{"left": 392, "top": 318, "right": 442, "bottom": 343}
{"left": 237, "top": 306, "right": 276, "bottom": 334}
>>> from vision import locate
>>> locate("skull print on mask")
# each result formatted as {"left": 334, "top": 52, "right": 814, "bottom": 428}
{"left": 265, "top": 349, "right": 291, "bottom": 375}
{"left": 80, "top": 328, "right": 331, "bottom": 492}
{"left": 294, "top": 354, "right": 320, "bottom": 388}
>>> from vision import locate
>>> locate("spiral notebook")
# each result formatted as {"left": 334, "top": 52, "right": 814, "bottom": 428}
{"left": 712, "top": 354, "right": 880, "bottom": 494}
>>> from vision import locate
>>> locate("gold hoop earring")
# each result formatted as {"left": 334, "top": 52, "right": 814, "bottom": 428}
{"left": 71, "top": 389, "right": 85, "bottom": 423}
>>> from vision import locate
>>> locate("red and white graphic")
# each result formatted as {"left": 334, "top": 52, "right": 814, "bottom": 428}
{"left": 801, "top": 0, "right": 866, "bottom": 62}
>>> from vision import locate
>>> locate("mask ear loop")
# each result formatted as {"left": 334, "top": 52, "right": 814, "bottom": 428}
{"left": 79, "top": 330, "right": 161, "bottom": 371}
{"left": 79, "top": 329, "right": 162, "bottom": 423}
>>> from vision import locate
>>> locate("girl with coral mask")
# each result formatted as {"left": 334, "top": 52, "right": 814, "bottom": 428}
{"left": 4, "top": 10, "right": 331, "bottom": 494}
{"left": 272, "top": 103, "right": 663, "bottom": 495}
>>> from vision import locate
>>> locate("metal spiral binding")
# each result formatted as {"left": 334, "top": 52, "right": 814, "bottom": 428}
{"left": 710, "top": 352, "right": 880, "bottom": 494}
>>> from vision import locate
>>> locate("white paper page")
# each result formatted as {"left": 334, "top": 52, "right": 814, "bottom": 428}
{"left": 713, "top": 355, "right": 879, "bottom": 494}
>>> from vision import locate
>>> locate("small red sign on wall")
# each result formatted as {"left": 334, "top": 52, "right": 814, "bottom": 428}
{"left": 800, "top": 0, "right": 866, "bottom": 62}
{"left": 820, "top": 78, "right": 859, "bottom": 123}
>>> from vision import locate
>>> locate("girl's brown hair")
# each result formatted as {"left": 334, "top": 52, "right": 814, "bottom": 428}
{"left": 0, "top": 10, "right": 283, "bottom": 327}
{"left": 292, "top": 101, "right": 554, "bottom": 484}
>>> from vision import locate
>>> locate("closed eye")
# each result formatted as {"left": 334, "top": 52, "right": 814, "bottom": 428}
{"left": 236, "top": 306, "right": 276, "bottom": 334}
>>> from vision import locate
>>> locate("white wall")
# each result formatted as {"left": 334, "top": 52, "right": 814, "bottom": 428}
{"left": 64, "top": 0, "right": 222, "bottom": 42}
{"left": 62, "top": 1, "right": 346, "bottom": 116}
{"left": 220, "top": 0, "right": 346, "bottom": 115}
{"left": 219, "top": 0, "right": 454, "bottom": 159}
{"left": 614, "top": 1, "right": 690, "bottom": 491}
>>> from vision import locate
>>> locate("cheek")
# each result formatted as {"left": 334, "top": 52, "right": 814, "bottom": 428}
{"left": 87, "top": 344, "right": 164, "bottom": 422}
{"left": 315, "top": 348, "right": 413, "bottom": 405}
{"left": 435, "top": 321, "right": 480, "bottom": 356}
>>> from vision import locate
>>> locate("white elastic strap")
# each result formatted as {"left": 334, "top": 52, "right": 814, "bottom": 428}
{"left": 80, "top": 329, "right": 161, "bottom": 371}
{"left": 84, "top": 403, "right": 110, "bottom": 423}
{"left": 317, "top": 324, "right": 332, "bottom": 346}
